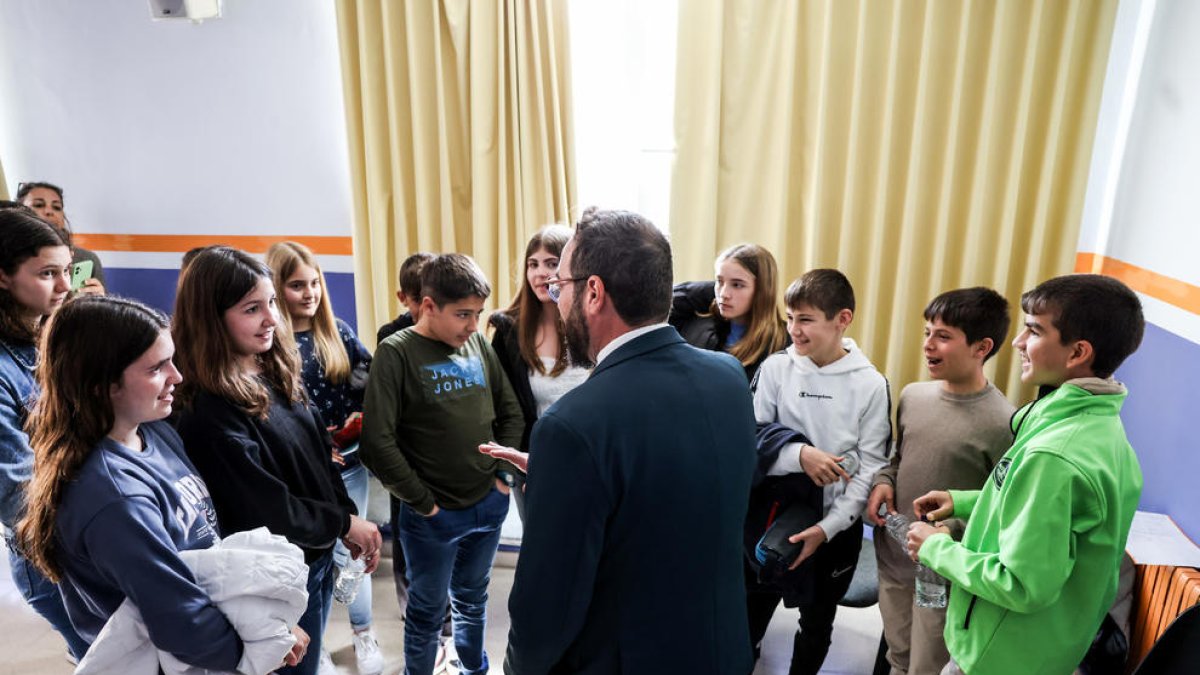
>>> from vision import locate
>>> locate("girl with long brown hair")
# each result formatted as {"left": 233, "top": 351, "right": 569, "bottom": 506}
{"left": 0, "top": 209, "right": 88, "bottom": 660}
{"left": 266, "top": 241, "right": 382, "bottom": 675}
{"left": 172, "top": 246, "right": 381, "bottom": 675}
{"left": 17, "top": 295, "right": 308, "bottom": 670}
{"left": 487, "top": 225, "right": 589, "bottom": 519}
{"left": 669, "top": 243, "right": 789, "bottom": 381}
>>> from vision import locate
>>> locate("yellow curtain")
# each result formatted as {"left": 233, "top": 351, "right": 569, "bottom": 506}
{"left": 671, "top": 0, "right": 1118, "bottom": 400}
{"left": 336, "top": 0, "right": 577, "bottom": 347}
{"left": 0, "top": 157, "right": 8, "bottom": 200}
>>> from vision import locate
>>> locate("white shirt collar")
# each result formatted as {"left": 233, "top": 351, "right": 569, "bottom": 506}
{"left": 595, "top": 323, "right": 670, "bottom": 366}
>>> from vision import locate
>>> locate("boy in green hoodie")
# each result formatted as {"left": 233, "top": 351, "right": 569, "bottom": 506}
{"left": 906, "top": 274, "right": 1145, "bottom": 675}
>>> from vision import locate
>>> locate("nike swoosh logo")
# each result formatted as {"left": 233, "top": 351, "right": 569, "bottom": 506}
{"left": 831, "top": 565, "right": 855, "bottom": 579}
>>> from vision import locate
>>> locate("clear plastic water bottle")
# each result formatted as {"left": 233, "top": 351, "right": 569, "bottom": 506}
{"left": 838, "top": 451, "right": 860, "bottom": 477}
{"left": 883, "top": 512, "right": 948, "bottom": 609}
{"left": 914, "top": 562, "right": 948, "bottom": 608}
{"left": 800, "top": 446, "right": 859, "bottom": 478}
{"left": 333, "top": 556, "right": 367, "bottom": 605}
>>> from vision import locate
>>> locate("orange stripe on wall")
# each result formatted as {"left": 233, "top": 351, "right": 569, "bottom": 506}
{"left": 1076, "top": 252, "right": 1200, "bottom": 316}
{"left": 72, "top": 234, "right": 354, "bottom": 256}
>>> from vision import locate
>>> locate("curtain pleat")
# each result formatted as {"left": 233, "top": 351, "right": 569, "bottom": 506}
{"left": 672, "top": 0, "right": 1118, "bottom": 399}
{"left": 337, "top": 0, "right": 576, "bottom": 347}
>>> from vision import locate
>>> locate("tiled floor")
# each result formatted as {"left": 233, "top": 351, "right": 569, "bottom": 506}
{"left": 0, "top": 542, "right": 884, "bottom": 674}
{"left": 4, "top": 480, "right": 885, "bottom": 674}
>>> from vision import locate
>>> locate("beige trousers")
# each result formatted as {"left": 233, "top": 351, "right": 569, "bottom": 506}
{"left": 878, "top": 565, "right": 951, "bottom": 675}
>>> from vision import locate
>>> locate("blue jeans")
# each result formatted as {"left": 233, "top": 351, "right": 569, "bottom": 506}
{"left": 279, "top": 552, "right": 334, "bottom": 675}
{"left": 399, "top": 486, "right": 508, "bottom": 675}
{"left": 7, "top": 543, "right": 89, "bottom": 660}
{"left": 331, "top": 461, "right": 373, "bottom": 629}
{"left": 390, "top": 494, "right": 411, "bottom": 615}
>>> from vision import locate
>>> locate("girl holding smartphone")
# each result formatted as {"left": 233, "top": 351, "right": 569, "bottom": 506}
{"left": 16, "top": 181, "right": 105, "bottom": 295}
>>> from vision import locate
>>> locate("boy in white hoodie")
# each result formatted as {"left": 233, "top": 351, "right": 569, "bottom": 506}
{"left": 748, "top": 268, "right": 892, "bottom": 675}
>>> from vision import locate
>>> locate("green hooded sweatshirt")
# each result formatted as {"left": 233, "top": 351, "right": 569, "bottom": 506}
{"left": 920, "top": 379, "right": 1143, "bottom": 675}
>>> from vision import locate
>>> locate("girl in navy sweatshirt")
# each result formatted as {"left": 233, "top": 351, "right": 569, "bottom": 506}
{"left": 172, "top": 246, "right": 381, "bottom": 675}
{"left": 17, "top": 295, "right": 307, "bottom": 669}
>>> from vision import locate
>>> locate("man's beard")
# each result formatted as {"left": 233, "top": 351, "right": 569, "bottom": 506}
{"left": 564, "top": 294, "right": 594, "bottom": 369}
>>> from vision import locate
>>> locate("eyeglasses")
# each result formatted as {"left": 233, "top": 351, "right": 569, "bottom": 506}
{"left": 546, "top": 275, "right": 587, "bottom": 304}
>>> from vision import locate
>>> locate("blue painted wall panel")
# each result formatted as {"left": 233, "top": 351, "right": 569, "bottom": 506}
{"left": 1116, "top": 322, "right": 1200, "bottom": 541}
{"left": 322, "top": 272, "right": 360, "bottom": 334}
{"left": 105, "top": 268, "right": 180, "bottom": 317}
{"left": 104, "top": 268, "right": 359, "bottom": 335}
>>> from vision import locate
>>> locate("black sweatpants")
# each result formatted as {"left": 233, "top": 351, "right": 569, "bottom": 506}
{"left": 745, "top": 518, "right": 864, "bottom": 675}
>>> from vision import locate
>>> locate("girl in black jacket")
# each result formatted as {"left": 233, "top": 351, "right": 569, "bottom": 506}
{"left": 669, "top": 243, "right": 788, "bottom": 382}
{"left": 488, "top": 225, "right": 589, "bottom": 520}
{"left": 172, "top": 246, "right": 381, "bottom": 675}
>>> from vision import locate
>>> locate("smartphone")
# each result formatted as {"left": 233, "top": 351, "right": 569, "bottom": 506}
{"left": 70, "top": 260, "right": 94, "bottom": 291}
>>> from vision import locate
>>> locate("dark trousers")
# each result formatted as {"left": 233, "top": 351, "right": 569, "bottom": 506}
{"left": 278, "top": 552, "right": 334, "bottom": 675}
{"left": 746, "top": 519, "right": 864, "bottom": 675}
{"left": 510, "top": 472, "right": 528, "bottom": 524}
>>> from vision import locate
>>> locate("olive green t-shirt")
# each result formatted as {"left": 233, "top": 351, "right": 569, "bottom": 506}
{"left": 360, "top": 328, "right": 523, "bottom": 513}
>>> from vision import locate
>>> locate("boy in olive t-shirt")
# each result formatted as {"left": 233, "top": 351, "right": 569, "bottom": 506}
{"left": 361, "top": 253, "right": 523, "bottom": 675}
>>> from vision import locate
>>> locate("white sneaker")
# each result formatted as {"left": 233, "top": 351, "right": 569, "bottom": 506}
{"left": 318, "top": 649, "right": 338, "bottom": 675}
{"left": 352, "top": 628, "right": 384, "bottom": 675}
{"left": 433, "top": 642, "right": 447, "bottom": 673}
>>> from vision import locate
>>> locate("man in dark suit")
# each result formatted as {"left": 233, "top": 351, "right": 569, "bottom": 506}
{"left": 503, "top": 208, "right": 757, "bottom": 674}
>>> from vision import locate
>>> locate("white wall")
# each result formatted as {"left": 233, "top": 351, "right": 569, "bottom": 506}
{"left": 1106, "top": 0, "right": 1200, "bottom": 291}
{"left": 1, "top": 0, "right": 683, "bottom": 241}
{"left": 1078, "top": 0, "right": 1200, "bottom": 344}
{"left": 0, "top": 0, "right": 351, "bottom": 242}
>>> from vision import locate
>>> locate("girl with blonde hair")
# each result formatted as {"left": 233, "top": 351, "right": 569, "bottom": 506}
{"left": 669, "top": 243, "right": 788, "bottom": 381}
{"left": 266, "top": 241, "right": 382, "bottom": 674}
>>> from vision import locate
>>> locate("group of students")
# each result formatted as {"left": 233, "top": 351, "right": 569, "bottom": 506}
{"left": 0, "top": 202, "right": 593, "bottom": 675}
{"left": 666, "top": 244, "right": 1144, "bottom": 675}
{"left": 0, "top": 190, "right": 1146, "bottom": 675}
{"left": 1, "top": 206, "right": 386, "bottom": 674}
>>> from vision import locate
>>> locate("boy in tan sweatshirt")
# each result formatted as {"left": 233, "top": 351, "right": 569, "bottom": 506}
{"left": 867, "top": 287, "right": 1015, "bottom": 675}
